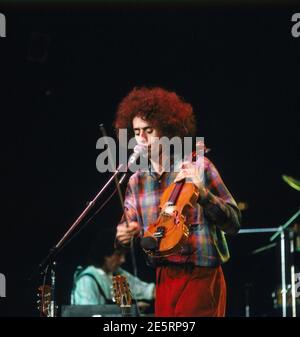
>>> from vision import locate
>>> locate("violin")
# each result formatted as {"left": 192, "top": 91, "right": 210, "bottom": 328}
{"left": 141, "top": 149, "right": 202, "bottom": 257}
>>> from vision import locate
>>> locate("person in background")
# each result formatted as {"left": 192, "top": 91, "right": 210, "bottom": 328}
{"left": 71, "top": 231, "right": 155, "bottom": 311}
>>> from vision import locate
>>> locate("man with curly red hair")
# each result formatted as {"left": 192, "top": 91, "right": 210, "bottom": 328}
{"left": 115, "top": 86, "right": 241, "bottom": 317}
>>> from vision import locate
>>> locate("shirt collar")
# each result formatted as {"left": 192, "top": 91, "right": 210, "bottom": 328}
{"left": 141, "top": 153, "right": 182, "bottom": 180}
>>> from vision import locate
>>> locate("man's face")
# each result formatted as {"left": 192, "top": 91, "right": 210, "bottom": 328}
{"left": 104, "top": 252, "right": 126, "bottom": 273}
{"left": 132, "top": 116, "right": 160, "bottom": 146}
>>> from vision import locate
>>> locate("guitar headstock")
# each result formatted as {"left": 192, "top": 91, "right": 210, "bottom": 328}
{"left": 37, "top": 285, "right": 51, "bottom": 317}
{"left": 112, "top": 275, "right": 132, "bottom": 308}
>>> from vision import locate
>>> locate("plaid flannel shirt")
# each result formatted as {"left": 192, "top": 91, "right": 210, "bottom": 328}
{"left": 119, "top": 156, "right": 241, "bottom": 267}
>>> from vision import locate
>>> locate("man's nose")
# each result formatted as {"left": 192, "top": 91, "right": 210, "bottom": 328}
{"left": 139, "top": 129, "right": 148, "bottom": 142}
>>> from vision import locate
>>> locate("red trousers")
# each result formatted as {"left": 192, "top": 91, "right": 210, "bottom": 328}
{"left": 155, "top": 264, "right": 226, "bottom": 317}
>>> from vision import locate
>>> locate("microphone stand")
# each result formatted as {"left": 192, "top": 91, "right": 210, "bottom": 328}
{"left": 270, "top": 208, "right": 300, "bottom": 317}
{"left": 31, "top": 143, "right": 130, "bottom": 316}
{"left": 31, "top": 124, "right": 147, "bottom": 317}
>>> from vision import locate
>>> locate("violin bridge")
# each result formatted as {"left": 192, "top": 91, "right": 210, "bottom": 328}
{"left": 161, "top": 203, "right": 177, "bottom": 217}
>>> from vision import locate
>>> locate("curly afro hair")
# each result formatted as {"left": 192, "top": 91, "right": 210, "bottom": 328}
{"left": 114, "top": 87, "right": 197, "bottom": 140}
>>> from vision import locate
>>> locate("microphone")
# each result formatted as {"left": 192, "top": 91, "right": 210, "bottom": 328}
{"left": 127, "top": 144, "right": 148, "bottom": 169}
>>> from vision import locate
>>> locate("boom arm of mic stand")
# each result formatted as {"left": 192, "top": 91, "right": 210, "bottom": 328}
{"left": 53, "top": 165, "right": 126, "bottom": 256}
{"left": 30, "top": 164, "right": 128, "bottom": 280}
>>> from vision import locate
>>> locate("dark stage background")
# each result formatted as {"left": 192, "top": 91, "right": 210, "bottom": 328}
{"left": 0, "top": 3, "right": 299, "bottom": 317}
